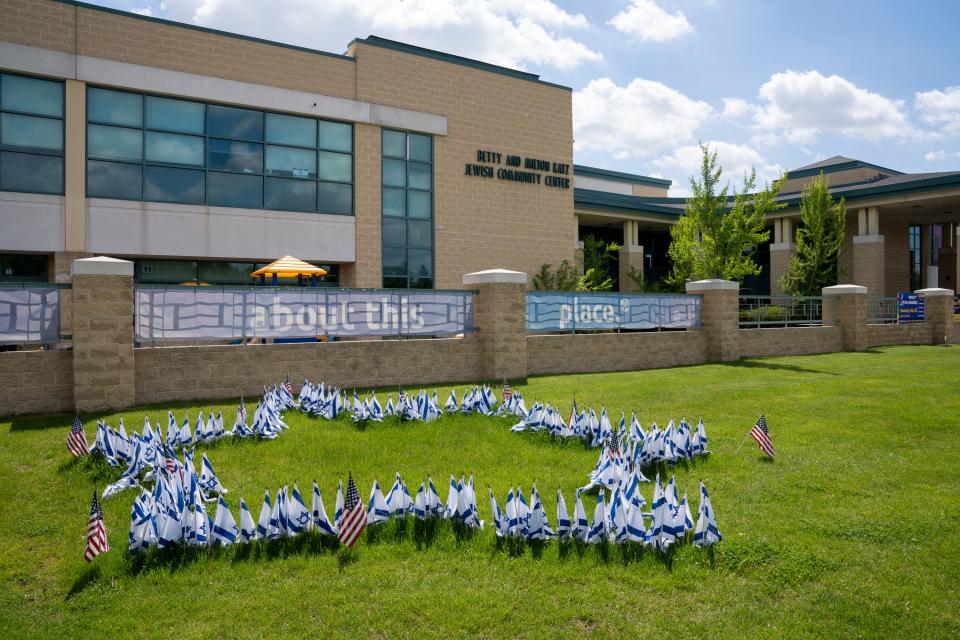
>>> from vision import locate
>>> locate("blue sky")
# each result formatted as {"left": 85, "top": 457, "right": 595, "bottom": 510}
{"left": 86, "top": 0, "right": 960, "bottom": 194}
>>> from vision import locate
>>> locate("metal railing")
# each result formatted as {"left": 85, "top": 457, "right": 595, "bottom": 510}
{"left": 738, "top": 295, "right": 830, "bottom": 328}
{"left": 867, "top": 296, "right": 899, "bottom": 325}
{"left": 526, "top": 291, "right": 701, "bottom": 333}
{"left": 135, "top": 285, "right": 475, "bottom": 344}
{"left": 0, "top": 283, "right": 65, "bottom": 345}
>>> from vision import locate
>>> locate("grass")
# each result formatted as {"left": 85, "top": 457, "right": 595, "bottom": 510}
{"left": 2, "top": 344, "right": 960, "bottom": 639}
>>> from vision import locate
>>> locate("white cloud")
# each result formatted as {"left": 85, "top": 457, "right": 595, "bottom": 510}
{"left": 924, "top": 150, "right": 960, "bottom": 162}
{"left": 132, "top": 6, "right": 153, "bottom": 15}
{"left": 158, "top": 0, "right": 600, "bottom": 71}
{"left": 751, "top": 70, "right": 913, "bottom": 142}
{"left": 915, "top": 86, "right": 960, "bottom": 135}
{"left": 609, "top": 0, "right": 694, "bottom": 42}
{"left": 653, "top": 141, "right": 786, "bottom": 196}
{"left": 721, "top": 97, "right": 753, "bottom": 119}
{"left": 573, "top": 77, "right": 713, "bottom": 160}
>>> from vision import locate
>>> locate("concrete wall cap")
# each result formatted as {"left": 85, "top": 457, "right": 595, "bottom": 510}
{"left": 822, "top": 284, "right": 868, "bottom": 296}
{"left": 71, "top": 256, "right": 134, "bottom": 276}
{"left": 770, "top": 242, "right": 796, "bottom": 251}
{"left": 685, "top": 279, "right": 739, "bottom": 292}
{"left": 853, "top": 234, "right": 885, "bottom": 245}
{"left": 916, "top": 287, "right": 955, "bottom": 297}
{"left": 463, "top": 269, "right": 527, "bottom": 285}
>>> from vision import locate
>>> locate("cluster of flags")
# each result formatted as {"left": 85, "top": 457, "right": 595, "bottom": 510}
{"left": 488, "top": 476, "right": 721, "bottom": 550}
{"left": 296, "top": 379, "right": 505, "bottom": 423}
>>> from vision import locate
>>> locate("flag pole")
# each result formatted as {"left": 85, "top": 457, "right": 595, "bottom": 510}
{"left": 734, "top": 413, "right": 763, "bottom": 454}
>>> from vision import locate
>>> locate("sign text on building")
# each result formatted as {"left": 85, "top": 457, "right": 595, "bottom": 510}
{"left": 464, "top": 150, "right": 570, "bottom": 189}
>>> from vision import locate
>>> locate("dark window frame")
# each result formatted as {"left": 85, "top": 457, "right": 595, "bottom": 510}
{"left": 0, "top": 73, "right": 65, "bottom": 196}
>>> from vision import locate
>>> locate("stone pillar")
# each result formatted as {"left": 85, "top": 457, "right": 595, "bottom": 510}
{"left": 917, "top": 287, "right": 955, "bottom": 345}
{"left": 822, "top": 284, "right": 868, "bottom": 352}
{"left": 464, "top": 269, "right": 527, "bottom": 382}
{"left": 853, "top": 206, "right": 885, "bottom": 295}
{"left": 769, "top": 217, "right": 796, "bottom": 296}
{"left": 618, "top": 245, "right": 644, "bottom": 292}
{"left": 71, "top": 256, "right": 136, "bottom": 412}
{"left": 685, "top": 279, "right": 740, "bottom": 362}
{"left": 64, "top": 80, "right": 87, "bottom": 253}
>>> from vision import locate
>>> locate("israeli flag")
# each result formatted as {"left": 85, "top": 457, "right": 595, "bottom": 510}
{"left": 626, "top": 498, "right": 647, "bottom": 543}
{"left": 555, "top": 489, "right": 572, "bottom": 539}
{"left": 489, "top": 487, "right": 507, "bottom": 538}
{"left": 367, "top": 479, "right": 391, "bottom": 525}
{"left": 693, "top": 482, "right": 722, "bottom": 548}
{"left": 311, "top": 482, "right": 337, "bottom": 536}
{"left": 199, "top": 453, "right": 226, "bottom": 495}
{"left": 678, "top": 493, "right": 694, "bottom": 533}
{"left": 646, "top": 474, "right": 680, "bottom": 552}
{"left": 505, "top": 487, "right": 518, "bottom": 537}
{"left": 103, "top": 476, "right": 138, "bottom": 499}
{"left": 238, "top": 498, "right": 256, "bottom": 543}
{"left": 286, "top": 484, "right": 311, "bottom": 535}
{"left": 425, "top": 477, "right": 443, "bottom": 516}
{"left": 413, "top": 482, "right": 428, "bottom": 520}
{"left": 607, "top": 487, "right": 629, "bottom": 544}
{"left": 586, "top": 491, "right": 607, "bottom": 544}
{"left": 572, "top": 490, "right": 589, "bottom": 542}
{"left": 526, "top": 484, "right": 554, "bottom": 540}
{"left": 384, "top": 395, "right": 396, "bottom": 416}
{"left": 444, "top": 389, "right": 458, "bottom": 412}
{"left": 255, "top": 490, "right": 271, "bottom": 540}
{"left": 334, "top": 480, "right": 344, "bottom": 529}
{"left": 691, "top": 417, "right": 709, "bottom": 456}
{"left": 128, "top": 490, "right": 154, "bottom": 552}
{"left": 444, "top": 475, "right": 459, "bottom": 519}
{"left": 385, "top": 472, "right": 413, "bottom": 518}
{"left": 211, "top": 496, "right": 238, "bottom": 545}
{"left": 462, "top": 475, "right": 481, "bottom": 528}
{"left": 370, "top": 393, "right": 384, "bottom": 421}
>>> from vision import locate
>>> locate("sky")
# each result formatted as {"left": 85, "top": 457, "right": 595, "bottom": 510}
{"left": 86, "top": 0, "right": 960, "bottom": 195}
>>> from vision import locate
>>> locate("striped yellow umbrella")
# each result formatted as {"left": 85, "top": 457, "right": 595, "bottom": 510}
{"left": 250, "top": 255, "right": 328, "bottom": 278}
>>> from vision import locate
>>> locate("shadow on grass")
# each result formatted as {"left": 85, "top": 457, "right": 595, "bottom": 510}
{"left": 722, "top": 359, "right": 840, "bottom": 376}
{"left": 66, "top": 564, "right": 102, "bottom": 599}
{"left": 9, "top": 412, "right": 74, "bottom": 432}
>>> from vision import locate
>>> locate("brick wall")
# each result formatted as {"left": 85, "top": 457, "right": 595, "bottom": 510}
{"left": 0, "top": 349, "right": 73, "bottom": 416}
{"left": 134, "top": 336, "right": 484, "bottom": 405}
{"left": 526, "top": 331, "right": 708, "bottom": 376}
{"left": 739, "top": 326, "right": 842, "bottom": 358}
{"left": 865, "top": 323, "right": 933, "bottom": 348}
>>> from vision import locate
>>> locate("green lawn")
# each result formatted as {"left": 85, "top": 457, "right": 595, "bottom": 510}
{"left": 2, "top": 345, "right": 959, "bottom": 639}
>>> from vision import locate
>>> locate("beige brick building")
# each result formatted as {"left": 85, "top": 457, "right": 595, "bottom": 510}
{"left": 1, "top": 0, "right": 958, "bottom": 305}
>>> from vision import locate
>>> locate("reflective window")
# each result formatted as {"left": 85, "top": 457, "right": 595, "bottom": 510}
{"left": 85, "top": 86, "right": 352, "bottom": 213}
{"left": 87, "top": 124, "right": 142, "bottom": 161}
{"left": 318, "top": 121, "right": 353, "bottom": 152}
{"left": 87, "top": 160, "right": 142, "bottom": 200}
{"left": 208, "top": 171, "right": 262, "bottom": 208}
{"left": 207, "top": 105, "right": 263, "bottom": 140}
{"left": 146, "top": 96, "right": 204, "bottom": 134}
{"left": 0, "top": 253, "right": 48, "bottom": 282}
{"left": 1, "top": 74, "right": 63, "bottom": 117}
{"left": 0, "top": 73, "right": 64, "bottom": 195}
{"left": 381, "top": 129, "right": 433, "bottom": 289}
{"left": 145, "top": 131, "right": 204, "bottom": 166}
{"left": 1, "top": 113, "right": 62, "bottom": 152}
{"left": 144, "top": 166, "right": 204, "bottom": 204}
{"left": 266, "top": 113, "right": 315, "bottom": 147}
{"left": 88, "top": 88, "right": 142, "bottom": 127}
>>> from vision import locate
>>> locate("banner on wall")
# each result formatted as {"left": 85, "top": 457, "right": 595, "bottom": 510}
{"left": 525, "top": 292, "right": 701, "bottom": 332}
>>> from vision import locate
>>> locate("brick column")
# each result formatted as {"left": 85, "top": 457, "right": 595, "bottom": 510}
{"left": 71, "top": 257, "right": 135, "bottom": 412}
{"left": 618, "top": 245, "right": 644, "bottom": 292}
{"left": 853, "top": 207, "right": 885, "bottom": 295}
{"left": 769, "top": 217, "right": 796, "bottom": 295}
{"left": 822, "top": 284, "right": 868, "bottom": 351}
{"left": 917, "top": 287, "right": 955, "bottom": 345}
{"left": 464, "top": 269, "right": 527, "bottom": 381}
{"left": 685, "top": 279, "right": 740, "bottom": 362}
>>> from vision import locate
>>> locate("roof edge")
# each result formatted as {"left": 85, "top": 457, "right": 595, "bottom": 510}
{"left": 350, "top": 36, "right": 573, "bottom": 91}
{"left": 786, "top": 159, "right": 904, "bottom": 181}
{"left": 574, "top": 165, "right": 672, "bottom": 188}
{"left": 56, "top": 0, "right": 355, "bottom": 61}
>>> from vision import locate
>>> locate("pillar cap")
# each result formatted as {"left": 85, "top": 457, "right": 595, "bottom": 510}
{"left": 685, "top": 279, "right": 738, "bottom": 292}
{"left": 463, "top": 269, "right": 527, "bottom": 285}
{"left": 916, "top": 287, "right": 955, "bottom": 297}
{"left": 822, "top": 284, "right": 867, "bottom": 296}
{"left": 71, "top": 256, "right": 134, "bottom": 276}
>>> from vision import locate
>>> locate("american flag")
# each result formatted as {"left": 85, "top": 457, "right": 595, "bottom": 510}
{"left": 337, "top": 474, "right": 367, "bottom": 548}
{"left": 751, "top": 414, "right": 775, "bottom": 459}
{"left": 84, "top": 489, "right": 109, "bottom": 562}
{"left": 237, "top": 397, "right": 247, "bottom": 425}
{"left": 163, "top": 445, "right": 177, "bottom": 475}
{"left": 284, "top": 377, "right": 293, "bottom": 396}
{"left": 67, "top": 416, "right": 89, "bottom": 458}
{"left": 502, "top": 380, "right": 513, "bottom": 402}
{"left": 607, "top": 434, "right": 621, "bottom": 462}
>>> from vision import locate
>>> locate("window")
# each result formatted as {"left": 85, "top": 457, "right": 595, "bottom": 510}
{"left": 909, "top": 224, "right": 921, "bottom": 291}
{"left": 0, "top": 73, "right": 64, "bottom": 195}
{"left": 381, "top": 130, "right": 434, "bottom": 289}
{"left": 85, "top": 87, "right": 353, "bottom": 214}
{"left": 135, "top": 259, "right": 340, "bottom": 286}
{"left": 0, "top": 254, "right": 48, "bottom": 282}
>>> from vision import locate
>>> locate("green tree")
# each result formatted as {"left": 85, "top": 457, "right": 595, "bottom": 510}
{"left": 578, "top": 235, "right": 619, "bottom": 291}
{"left": 532, "top": 260, "right": 579, "bottom": 291}
{"left": 666, "top": 143, "right": 786, "bottom": 289}
{"left": 780, "top": 172, "right": 846, "bottom": 296}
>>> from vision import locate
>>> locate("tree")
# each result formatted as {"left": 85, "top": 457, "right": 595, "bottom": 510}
{"left": 666, "top": 144, "right": 786, "bottom": 289}
{"left": 780, "top": 172, "right": 846, "bottom": 296}
{"left": 532, "top": 260, "right": 579, "bottom": 291}
{"left": 532, "top": 235, "right": 619, "bottom": 291}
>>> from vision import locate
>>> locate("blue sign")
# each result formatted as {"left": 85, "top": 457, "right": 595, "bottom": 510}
{"left": 526, "top": 291, "right": 701, "bottom": 332}
{"left": 897, "top": 292, "right": 924, "bottom": 323}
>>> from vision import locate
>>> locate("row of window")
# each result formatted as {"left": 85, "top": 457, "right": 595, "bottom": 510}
{"left": 0, "top": 254, "right": 48, "bottom": 282}
{"left": 136, "top": 260, "right": 339, "bottom": 286}
{"left": 85, "top": 87, "right": 355, "bottom": 213}
{"left": 0, "top": 74, "right": 64, "bottom": 194}
{"left": 381, "top": 129, "right": 434, "bottom": 289}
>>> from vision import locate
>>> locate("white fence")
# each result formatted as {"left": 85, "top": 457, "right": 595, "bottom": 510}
{"left": 0, "top": 286, "right": 61, "bottom": 345}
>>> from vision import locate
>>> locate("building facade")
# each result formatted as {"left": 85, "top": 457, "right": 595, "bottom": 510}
{"left": 1, "top": 0, "right": 958, "bottom": 300}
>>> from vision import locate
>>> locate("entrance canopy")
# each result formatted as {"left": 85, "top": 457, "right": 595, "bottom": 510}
{"left": 250, "top": 256, "right": 327, "bottom": 279}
